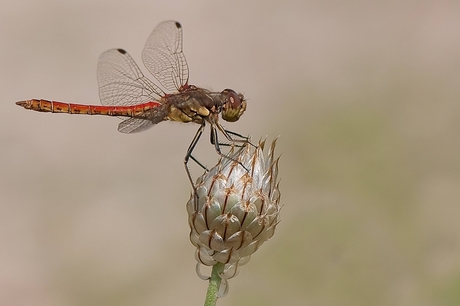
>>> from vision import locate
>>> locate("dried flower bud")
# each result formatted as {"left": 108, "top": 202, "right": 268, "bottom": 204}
{"left": 187, "top": 139, "right": 281, "bottom": 281}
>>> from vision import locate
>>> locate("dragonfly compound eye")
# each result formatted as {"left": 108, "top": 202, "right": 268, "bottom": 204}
{"left": 227, "top": 90, "right": 241, "bottom": 108}
{"left": 222, "top": 89, "right": 246, "bottom": 122}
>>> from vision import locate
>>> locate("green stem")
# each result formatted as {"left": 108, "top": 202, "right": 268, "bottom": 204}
{"left": 204, "top": 262, "right": 225, "bottom": 306}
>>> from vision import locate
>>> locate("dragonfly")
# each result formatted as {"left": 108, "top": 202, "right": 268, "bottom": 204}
{"left": 16, "top": 20, "right": 249, "bottom": 186}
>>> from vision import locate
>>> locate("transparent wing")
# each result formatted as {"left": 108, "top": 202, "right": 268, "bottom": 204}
{"left": 142, "top": 20, "right": 189, "bottom": 92}
{"left": 97, "top": 48, "right": 165, "bottom": 106}
{"left": 117, "top": 103, "right": 169, "bottom": 133}
{"left": 97, "top": 48, "right": 168, "bottom": 133}
{"left": 118, "top": 118, "right": 153, "bottom": 133}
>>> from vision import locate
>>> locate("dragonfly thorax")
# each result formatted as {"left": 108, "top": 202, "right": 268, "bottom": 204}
{"left": 165, "top": 87, "right": 246, "bottom": 124}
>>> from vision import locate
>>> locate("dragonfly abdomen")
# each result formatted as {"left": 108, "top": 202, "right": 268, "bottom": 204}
{"left": 16, "top": 99, "right": 161, "bottom": 117}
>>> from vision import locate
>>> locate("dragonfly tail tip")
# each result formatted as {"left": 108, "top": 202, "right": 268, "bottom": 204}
{"left": 15, "top": 100, "right": 27, "bottom": 107}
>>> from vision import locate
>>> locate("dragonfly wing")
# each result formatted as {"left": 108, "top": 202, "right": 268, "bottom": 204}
{"left": 142, "top": 20, "right": 189, "bottom": 92}
{"left": 98, "top": 48, "right": 165, "bottom": 106}
{"left": 118, "top": 118, "right": 153, "bottom": 133}
{"left": 117, "top": 103, "right": 169, "bottom": 133}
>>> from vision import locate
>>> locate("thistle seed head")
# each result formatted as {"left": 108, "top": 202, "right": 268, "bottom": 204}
{"left": 187, "top": 139, "right": 281, "bottom": 280}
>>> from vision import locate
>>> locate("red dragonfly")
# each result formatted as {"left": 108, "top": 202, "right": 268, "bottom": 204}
{"left": 16, "top": 20, "right": 249, "bottom": 185}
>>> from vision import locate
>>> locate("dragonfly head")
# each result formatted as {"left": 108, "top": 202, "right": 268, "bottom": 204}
{"left": 221, "top": 89, "right": 246, "bottom": 122}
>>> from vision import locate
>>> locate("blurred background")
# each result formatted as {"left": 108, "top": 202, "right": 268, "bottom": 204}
{"left": 1, "top": 1, "right": 460, "bottom": 305}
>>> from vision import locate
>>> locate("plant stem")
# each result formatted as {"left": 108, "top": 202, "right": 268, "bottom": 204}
{"left": 204, "top": 262, "right": 225, "bottom": 306}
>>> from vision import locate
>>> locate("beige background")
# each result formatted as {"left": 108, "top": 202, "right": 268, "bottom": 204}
{"left": 1, "top": 1, "right": 460, "bottom": 305}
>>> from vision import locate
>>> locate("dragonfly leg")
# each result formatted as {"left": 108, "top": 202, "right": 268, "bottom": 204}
{"left": 223, "top": 129, "right": 249, "bottom": 141}
{"left": 210, "top": 124, "right": 250, "bottom": 173}
{"left": 185, "top": 123, "right": 206, "bottom": 188}
{"left": 212, "top": 121, "right": 255, "bottom": 148}
{"left": 223, "top": 129, "right": 256, "bottom": 147}
{"left": 189, "top": 155, "right": 209, "bottom": 172}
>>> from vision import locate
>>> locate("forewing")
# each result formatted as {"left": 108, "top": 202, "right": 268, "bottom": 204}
{"left": 98, "top": 48, "right": 165, "bottom": 106}
{"left": 142, "top": 21, "right": 189, "bottom": 92}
